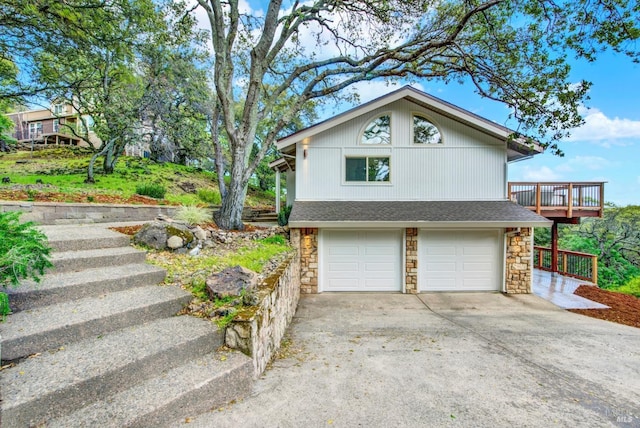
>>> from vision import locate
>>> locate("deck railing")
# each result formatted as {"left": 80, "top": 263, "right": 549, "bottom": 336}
{"left": 534, "top": 246, "right": 598, "bottom": 283}
{"left": 508, "top": 182, "right": 605, "bottom": 218}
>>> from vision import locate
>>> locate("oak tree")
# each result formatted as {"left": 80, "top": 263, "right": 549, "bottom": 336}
{"left": 195, "top": 0, "right": 640, "bottom": 229}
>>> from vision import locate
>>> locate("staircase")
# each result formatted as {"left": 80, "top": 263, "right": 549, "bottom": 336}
{"left": 0, "top": 224, "right": 252, "bottom": 428}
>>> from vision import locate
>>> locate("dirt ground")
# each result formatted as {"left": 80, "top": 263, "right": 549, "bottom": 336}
{"left": 570, "top": 285, "right": 640, "bottom": 328}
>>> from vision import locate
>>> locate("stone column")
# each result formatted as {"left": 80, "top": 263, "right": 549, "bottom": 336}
{"left": 295, "top": 228, "right": 318, "bottom": 294}
{"left": 405, "top": 228, "right": 418, "bottom": 294}
{"left": 505, "top": 227, "right": 532, "bottom": 293}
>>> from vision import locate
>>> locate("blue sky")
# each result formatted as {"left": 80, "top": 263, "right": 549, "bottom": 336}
{"left": 346, "top": 52, "right": 640, "bottom": 207}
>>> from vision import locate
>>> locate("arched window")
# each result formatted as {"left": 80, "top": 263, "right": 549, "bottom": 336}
{"left": 413, "top": 115, "right": 442, "bottom": 144}
{"left": 361, "top": 114, "right": 391, "bottom": 145}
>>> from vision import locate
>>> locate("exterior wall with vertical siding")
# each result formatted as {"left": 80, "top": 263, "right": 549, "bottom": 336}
{"left": 295, "top": 99, "right": 507, "bottom": 201}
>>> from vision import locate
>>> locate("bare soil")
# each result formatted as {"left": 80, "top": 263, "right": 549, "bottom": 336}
{"left": 570, "top": 285, "right": 640, "bottom": 329}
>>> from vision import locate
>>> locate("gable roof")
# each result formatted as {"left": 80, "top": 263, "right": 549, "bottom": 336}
{"left": 288, "top": 200, "right": 552, "bottom": 228}
{"left": 276, "top": 85, "right": 544, "bottom": 162}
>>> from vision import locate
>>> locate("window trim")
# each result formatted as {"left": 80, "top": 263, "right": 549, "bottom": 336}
{"left": 29, "top": 122, "right": 43, "bottom": 138}
{"left": 53, "top": 104, "right": 66, "bottom": 115}
{"left": 411, "top": 112, "right": 443, "bottom": 146}
{"left": 53, "top": 119, "right": 59, "bottom": 133}
{"left": 358, "top": 112, "right": 392, "bottom": 146}
{"left": 343, "top": 155, "right": 392, "bottom": 184}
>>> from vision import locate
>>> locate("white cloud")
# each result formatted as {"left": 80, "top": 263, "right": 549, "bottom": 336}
{"left": 520, "top": 166, "right": 562, "bottom": 181}
{"left": 568, "top": 107, "right": 640, "bottom": 142}
{"left": 555, "top": 155, "right": 611, "bottom": 173}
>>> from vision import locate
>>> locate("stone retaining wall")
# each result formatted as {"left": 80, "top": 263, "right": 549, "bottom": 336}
{"left": 0, "top": 201, "right": 178, "bottom": 224}
{"left": 225, "top": 252, "right": 301, "bottom": 378}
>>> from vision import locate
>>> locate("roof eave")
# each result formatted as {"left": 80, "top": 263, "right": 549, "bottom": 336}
{"left": 276, "top": 86, "right": 545, "bottom": 155}
{"left": 288, "top": 220, "right": 553, "bottom": 229}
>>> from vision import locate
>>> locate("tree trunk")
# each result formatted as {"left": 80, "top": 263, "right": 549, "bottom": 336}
{"left": 214, "top": 172, "right": 248, "bottom": 230}
{"left": 86, "top": 141, "right": 112, "bottom": 183}
{"left": 103, "top": 144, "right": 115, "bottom": 174}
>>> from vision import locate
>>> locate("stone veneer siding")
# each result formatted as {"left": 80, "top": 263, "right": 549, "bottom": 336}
{"left": 291, "top": 228, "right": 318, "bottom": 294}
{"left": 405, "top": 228, "right": 418, "bottom": 294}
{"left": 225, "top": 252, "right": 301, "bottom": 377}
{"left": 505, "top": 227, "right": 532, "bottom": 293}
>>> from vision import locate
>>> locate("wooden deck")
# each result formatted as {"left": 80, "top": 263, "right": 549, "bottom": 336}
{"left": 508, "top": 182, "right": 605, "bottom": 220}
{"left": 509, "top": 182, "right": 605, "bottom": 284}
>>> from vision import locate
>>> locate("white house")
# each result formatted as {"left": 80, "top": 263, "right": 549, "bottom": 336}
{"left": 272, "top": 86, "right": 552, "bottom": 294}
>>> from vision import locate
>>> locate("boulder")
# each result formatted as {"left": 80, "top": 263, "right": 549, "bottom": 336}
{"left": 133, "top": 221, "right": 194, "bottom": 250}
{"left": 206, "top": 265, "right": 258, "bottom": 299}
{"left": 193, "top": 226, "right": 208, "bottom": 241}
{"left": 167, "top": 235, "right": 184, "bottom": 249}
{"left": 133, "top": 222, "right": 168, "bottom": 250}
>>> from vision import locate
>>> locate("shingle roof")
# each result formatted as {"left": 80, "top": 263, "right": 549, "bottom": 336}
{"left": 288, "top": 200, "right": 552, "bottom": 228}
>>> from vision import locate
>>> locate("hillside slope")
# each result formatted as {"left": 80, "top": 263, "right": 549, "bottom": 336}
{"left": 0, "top": 148, "right": 274, "bottom": 208}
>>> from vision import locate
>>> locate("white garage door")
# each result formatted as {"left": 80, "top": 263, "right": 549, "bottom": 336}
{"left": 322, "top": 230, "right": 402, "bottom": 292}
{"left": 420, "top": 230, "right": 502, "bottom": 291}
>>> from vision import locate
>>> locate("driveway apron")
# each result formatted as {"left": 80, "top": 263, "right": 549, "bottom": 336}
{"left": 175, "top": 293, "right": 640, "bottom": 428}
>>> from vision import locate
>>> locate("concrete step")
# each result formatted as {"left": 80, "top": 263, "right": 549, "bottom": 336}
{"left": 46, "top": 351, "right": 253, "bottom": 428}
{"left": 42, "top": 225, "right": 132, "bottom": 252}
{"left": 1, "top": 285, "right": 192, "bottom": 361}
{"left": 6, "top": 263, "right": 167, "bottom": 312}
{"left": 51, "top": 246, "right": 147, "bottom": 273}
{"left": 1, "top": 316, "right": 223, "bottom": 428}
{"left": 254, "top": 214, "right": 278, "bottom": 221}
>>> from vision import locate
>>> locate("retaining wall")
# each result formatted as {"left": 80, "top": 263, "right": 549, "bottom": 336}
{"left": 225, "top": 252, "right": 301, "bottom": 378}
{"left": 0, "top": 201, "right": 178, "bottom": 224}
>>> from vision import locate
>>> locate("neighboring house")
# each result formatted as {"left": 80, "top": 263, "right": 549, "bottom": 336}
{"left": 7, "top": 103, "right": 101, "bottom": 148}
{"left": 272, "top": 86, "right": 552, "bottom": 294}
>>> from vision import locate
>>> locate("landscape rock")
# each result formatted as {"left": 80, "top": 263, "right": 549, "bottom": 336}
{"left": 133, "top": 222, "right": 169, "bottom": 250}
{"left": 178, "top": 181, "right": 197, "bottom": 193}
{"left": 193, "top": 226, "right": 207, "bottom": 241}
{"left": 133, "top": 221, "right": 194, "bottom": 250}
{"left": 167, "top": 235, "right": 184, "bottom": 249}
{"left": 206, "top": 265, "right": 258, "bottom": 299}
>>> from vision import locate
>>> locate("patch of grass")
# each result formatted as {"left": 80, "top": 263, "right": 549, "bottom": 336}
{"left": 0, "top": 292, "right": 10, "bottom": 321}
{"left": 226, "top": 238, "right": 292, "bottom": 272}
{"left": 197, "top": 188, "right": 221, "bottom": 205}
{"left": 261, "top": 234, "right": 287, "bottom": 245}
{"left": 135, "top": 182, "right": 166, "bottom": 199}
{"left": 175, "top": 205, "right": 210, "bottom": 225}
{"left": 213, "top": 294, "right": 239, "bottom": 308}
{"left": 215, "top": 309, "right": 238, "bottom": 328}
{"left": 189, "top": 276, "right": 210, "bottom": 301}
{"left": 145, "top": 237, "right": 291, "bottom": 286}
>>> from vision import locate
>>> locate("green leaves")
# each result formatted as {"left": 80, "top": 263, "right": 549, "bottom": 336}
{"left": 0, "top": 211, "right": 53, "bottom": 288}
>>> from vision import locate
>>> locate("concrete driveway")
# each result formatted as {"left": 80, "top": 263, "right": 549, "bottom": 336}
{"left": 176, "top": 293, "right": 640, "bottom": 427}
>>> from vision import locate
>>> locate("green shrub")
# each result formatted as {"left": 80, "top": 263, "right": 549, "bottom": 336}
{"left": 0, "top": 211, "right": 52, "bottom": 289}
{"left": 616, "top": 277, "right": 640, "bottom": 298}
{"left": 175, "top": 205, "right": 210, "bottom": 225}
{"left": 135, "top": 182, "right": 166, "bottom": 199}
{"left": 277, "top": 204, "right": 293, "bottom": 226}
{"left": 196, "top": 188, "right": 221, "bottom": 205}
